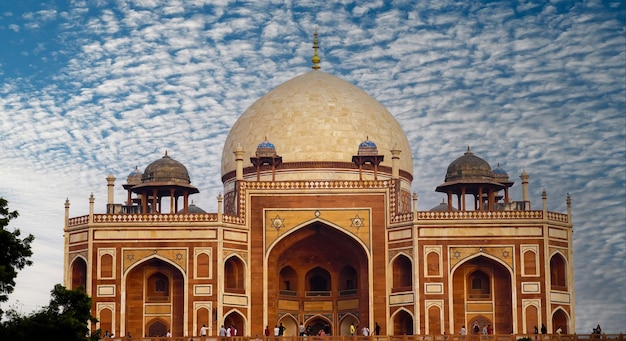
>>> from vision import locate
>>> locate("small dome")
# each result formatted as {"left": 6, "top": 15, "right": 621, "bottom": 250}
{"left": 127, "top": 166, "right": 143, "bottom": 185}
{"left": 142, "top": 152, "right": 192, "bottom": 185}
{"left": 430, "top": 200, "right": 458, "bottom": 212}
{"left": 444, "top": 146, "right": 493, "bottom": 182}
{"left": 358, "top": 137, "right": 379, "bottom": 156}
{"left": 493, "top": 163, "right": 507, "bottom": 175}
{"left": 177, "top": 202, "right": 206, "bottom": 214}
{"left": 256, "top": 138, "right": 277, "bottom": 157}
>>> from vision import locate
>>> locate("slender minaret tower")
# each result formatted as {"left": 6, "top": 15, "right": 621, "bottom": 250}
{"left": 521, "top": 169, "right": 530, "bottom": 209}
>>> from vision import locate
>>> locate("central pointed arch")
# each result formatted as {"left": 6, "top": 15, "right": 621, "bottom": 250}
{"left": 123, "top": 256, "right": 186, "bottom": 338}
{"left": 267, "top": 220, "right": 371, "bottom": 333}
{"left": 450, "top": 254, "right": 514, "bottom": 335}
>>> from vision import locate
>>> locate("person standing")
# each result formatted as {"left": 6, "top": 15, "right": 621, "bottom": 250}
{"left": 299, "top": 323, "right": 305, "bottom": 336}
{"left": 274, "top": 325, "right": 280, "bottom": 337}
{"left": 460, "top": 325, "right": 467, "bottom": 339}
{"left": 200, "top": 324, "right": 208, "bottom": 337}
{"left": 473, "top": 322, "right": 480, "bottom": 335}
{"left": 279, "top": 323, "right": 286, "bottom": 336}
{"left": 541, "top": 324, "right": 547, "bottom": 334}
{"left": 362, "top": 326, "right": 370, "bottom": 336}
{"left": 219, "top": 325, "right": 227, "bottom": 337}
{"left": 265, "top": 325, "right": 270, "bottom": 337}
{"left": 375, "top": 322, "right": 381, "bottom": 336}
{"left": 350, "top": 323, "right": 355, "bottom": 336}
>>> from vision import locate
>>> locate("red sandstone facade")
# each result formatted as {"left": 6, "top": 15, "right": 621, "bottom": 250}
{"left": 63, "top": 60, "right": 574, "bottom": 338}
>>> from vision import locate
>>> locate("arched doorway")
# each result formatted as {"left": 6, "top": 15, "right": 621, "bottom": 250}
{"left": 277, "top": 314, "right": 298, "bottom": 337}
{"left": 452, "top": 255, "right": 513, "bottom": 335}
{"left": 339, "top": 313, "right": 360, "bottom": 336}
{"left": 392, "top": 309, "right": 414, "bottom": 335}
{"left": 268, "top": 221, "right": 369, "bottom": 333}
{"left": 552, "top": 309, "right": 569, "bottom": 334}
{"left": 224, "top": 311, "right": 245, "bottom": 336}
{"left": 125, "top": 257, "right": 185, "bottom": 337}
{"left": 147, "top": 318, "right": 168, "bottom": 337}
{"left": 305, "top": 315, "right": 333, "bottom": 336}
{"left": 70, "top": 256, "right": 87, "bottom": 290}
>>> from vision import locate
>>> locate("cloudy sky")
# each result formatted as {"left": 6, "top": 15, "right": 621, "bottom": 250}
{"left": 0, "top": 0, "right": 624, "bottom": 333}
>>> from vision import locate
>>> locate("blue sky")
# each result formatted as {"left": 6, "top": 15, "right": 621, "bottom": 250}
{"left": 0, "top": 0, "right": 624, "bottom": 334}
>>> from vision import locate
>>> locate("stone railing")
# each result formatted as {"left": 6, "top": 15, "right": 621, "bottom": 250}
{"left": 68, "top": 213, "right": 218, "bottom": 227}
{"left": 417, "top": 210, "right": 546, "bottom": 220}
{"left": 242, "top": 180, "right": 392, "bottom": 190}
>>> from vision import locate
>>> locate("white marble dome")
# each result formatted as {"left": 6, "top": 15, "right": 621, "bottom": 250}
{"left": 221, "top": 70, "right": 413, "bottom": 179}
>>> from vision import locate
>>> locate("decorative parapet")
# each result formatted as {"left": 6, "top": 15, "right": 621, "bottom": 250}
{"left": 222, "top": 215, "right": 245, "bottom": 224}
{"left": 417, "top": 210, "right": 543, "bottom": 220}
{"left": 391, "top": 212, "right": 413, "bottom": 223}
{"left": 416, "top": 210, "right": 568, "bottom": 222}
{"left": 241, "top": 179, "right": 391, "bottom": 190}
{"left": 68, "top": 213, "right": 219, "bottom": 227}
{"left": 68, "top": 215, "right": 89, "bottom": 226}
{"left": 546, "top": 211, "right": 569, "bottom": 223}
{"left": 92, "top": 213, "right": 219, "bottom": 223}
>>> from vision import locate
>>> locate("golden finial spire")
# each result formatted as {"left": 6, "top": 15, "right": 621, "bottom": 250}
{"left": 312, "top": 29, "right": 321, "bottom": 70}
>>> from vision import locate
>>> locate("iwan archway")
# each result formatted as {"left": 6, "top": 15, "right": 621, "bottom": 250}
{"left": 451, "top": 255, "right": 513, "bottom": 335}
{"left": 124, "top": 257, "right": 185, "bottom": 337}
{"left": 267, "top": 221, "right": 370, "bottom": 335}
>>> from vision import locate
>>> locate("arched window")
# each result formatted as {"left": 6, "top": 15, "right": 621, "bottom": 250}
{"left": 339, "top": 265, "right": 357, "bottom": 295}
{"left": 225, "top": 256, "right": 245, "bottom": 293}
{"left": 523, "top": 250, "right": 537, "bottom": 275}
{"left": 467, "top": 270, "right": 490, "bottom": 300}
{"left": 100, "top": 253, "right": 113, "bottom": 278}
{"left": 305, "top": 267, "right": 331, "bottom": 296}
{"left": 392, "top": 254, "right": 412, "bottom": 292}
{"left": 550, "top": 254, "right": 567, "bottom": 290}
{"left": 147, "top": 272, "right": 169, "bottom": 302}
{"left": 197, "top": 252, "right": 210, "bottom": 278}
{"left": 427, "top": 252, "right": 440, "bottom": 276}
{"left": 279, "top": 266, "right": 297, "bottom": 295}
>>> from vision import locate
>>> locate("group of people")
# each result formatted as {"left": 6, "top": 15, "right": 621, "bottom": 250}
{"left": 349, "top": 322, "right": 373, "bottom": 336}
{"left": 460, "top": 321, "right": 494, "bottom": 336}
{"left": 216, "top": 324, "right": 238, "bottom": 337}
{"left": 260, "top": 321, "right": 382, "bottom": 337}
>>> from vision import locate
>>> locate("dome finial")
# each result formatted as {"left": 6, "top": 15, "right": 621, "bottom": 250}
{"left": 312, "top": 28, "right": 321, "bottom": 70}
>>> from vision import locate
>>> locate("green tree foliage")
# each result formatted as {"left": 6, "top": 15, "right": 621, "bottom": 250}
{"left": 0, "top": 198, "right": 34, "bottom": 310}
{"left": 0, "top": 284, "right": 100, "bottom": 341}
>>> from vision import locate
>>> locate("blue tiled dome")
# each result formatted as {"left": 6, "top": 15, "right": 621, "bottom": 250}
{"left": 257, "top": 140, "right": 275, "bottom": 149}
{"left": 357, "top": 137, "right": 379, "bottom": 156}
{"left": 359, "top": 140, "right": 377, "bottom": 149}
{"left": 177, "top": 202, "right": 206, "bottom": 214}
{"left": 493, "top": 163, "right": 507, "bottom": 175}
{"left": 127, "top": 166, "right": 143, "bottom": 184}
{"left": 256, "top": 137, "right": 277, "bottom": 157}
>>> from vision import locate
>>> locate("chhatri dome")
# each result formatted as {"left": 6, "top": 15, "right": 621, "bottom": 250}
{"left": 221, "top": 33, "right": 413, "bottom": 180}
